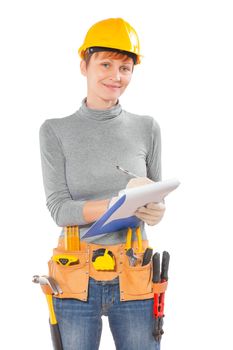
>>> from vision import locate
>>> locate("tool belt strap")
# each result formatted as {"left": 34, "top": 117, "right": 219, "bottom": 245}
{"left": 152, "top": 281, "right": 168, "bottom": 294}
{"left": 48, "top": 237, "right": 169, "bottom": 302}
{"left": 40, "top": 285, "right": 54, "bottom": 295}
{"left": 56, "top": 237, "right": 149, "bottom": 281}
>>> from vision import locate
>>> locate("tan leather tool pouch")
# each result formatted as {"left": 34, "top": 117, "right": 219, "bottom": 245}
{"left": 120, "top": 245, "right": 154, "bottom": 301}
{"left": 48, "top": 238, "right": 159, "bottom": 302}
{"left": 48, "top": 242, "right": 89, "bottom": 301}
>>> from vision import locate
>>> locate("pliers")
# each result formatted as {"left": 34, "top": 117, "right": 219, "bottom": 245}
{"left": 125, "top": 226, "right": 143, "bottom": 253}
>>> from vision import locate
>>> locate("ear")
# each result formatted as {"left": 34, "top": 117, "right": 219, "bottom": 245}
{"left": 80, "top": 60, "right": 87, "bottom": 76}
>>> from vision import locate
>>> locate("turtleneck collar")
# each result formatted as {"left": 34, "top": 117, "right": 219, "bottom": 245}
{"left": 78, "top": 97, "right": 122, "bottom": 121}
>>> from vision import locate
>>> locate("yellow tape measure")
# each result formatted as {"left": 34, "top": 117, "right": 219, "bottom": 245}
{"left": 52, "top": 254, "right": 79, "bottom": 266}
{"left": 92, "top": 248, "right": 115, "bottom": 271}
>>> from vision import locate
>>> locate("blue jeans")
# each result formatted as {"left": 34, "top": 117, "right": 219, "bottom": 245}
{"left": 52, "top": 277, "right": 160, "bottom": 350}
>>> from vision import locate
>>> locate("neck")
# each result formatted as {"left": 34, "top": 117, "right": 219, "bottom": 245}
{"left": 86, "top": 94, "right": 118, "bottom": 110}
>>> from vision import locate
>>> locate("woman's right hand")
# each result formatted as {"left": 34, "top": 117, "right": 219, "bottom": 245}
{"left": 108, "top": 177, "right": 154, "bottom": 208}
{"left": 126, "top": 177, "right": 155, "bottom": 189}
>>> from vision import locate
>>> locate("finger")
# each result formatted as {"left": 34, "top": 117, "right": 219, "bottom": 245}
{"left": 136, "top": 214, "right": 162, "bottom": 223}
{"left": 146, "top": 202, "right": 166, "bottom": 210}
{"left": 135, "top": 213, "right": 161, "bottom": 226}
{"left": 134, "top": 212, "right": 163, "bottom": 223}
{"left": 137, "top": 207, "right": 165, "bottom": 215}
{"left": 147, "top": 221, "right": 159, "bottom": 226}
{"left": 126, "top": 177, "right": 154, "bottom": 189}
{"left": 136, "top": 207, "right": 165, "bottom": 215}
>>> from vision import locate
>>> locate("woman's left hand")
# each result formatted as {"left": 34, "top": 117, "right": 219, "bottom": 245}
{"left": 134, "top": 202, "right": 166, "bottom": 226}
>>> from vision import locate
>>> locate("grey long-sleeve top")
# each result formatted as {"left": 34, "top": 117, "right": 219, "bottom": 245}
{"left": 39, "top": 98, "right": 162, "bottom": 244}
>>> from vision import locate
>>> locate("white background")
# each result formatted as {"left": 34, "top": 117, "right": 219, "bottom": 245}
{"left": 1, "top": 0, "right": 233, "bottom": 349}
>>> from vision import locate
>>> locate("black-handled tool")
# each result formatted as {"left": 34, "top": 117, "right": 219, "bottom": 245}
{"left": 161, "top": 251, "right": 170, "bottom": 281}
{"left": 142, "top": 247, "right": 153, "bottom": 266}
{"left": 152, "top": 252, "right": 160, "bottom": 283}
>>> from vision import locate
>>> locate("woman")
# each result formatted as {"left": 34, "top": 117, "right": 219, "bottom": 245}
{"left": 39, "top": 17, "right": 166, "bottom": 350}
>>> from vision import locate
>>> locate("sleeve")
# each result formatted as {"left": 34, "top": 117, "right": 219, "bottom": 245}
{"left": 39, "top": 120, "right": 88, "bottom": 227}
{"left": 146, "top": 118, "right": 162, "bottom": 182}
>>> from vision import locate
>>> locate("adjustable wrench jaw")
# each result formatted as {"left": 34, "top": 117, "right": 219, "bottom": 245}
{"left": 126, "top": 248, "right": 138, "bottom": 266}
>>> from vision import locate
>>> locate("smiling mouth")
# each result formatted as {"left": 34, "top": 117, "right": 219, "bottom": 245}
{"left": 103, "top": 83, "right": 121, "bottom": 88}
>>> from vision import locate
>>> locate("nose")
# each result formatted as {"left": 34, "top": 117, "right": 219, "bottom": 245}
{"left": 110, "top": 67, "right": 121, "bottom": 81}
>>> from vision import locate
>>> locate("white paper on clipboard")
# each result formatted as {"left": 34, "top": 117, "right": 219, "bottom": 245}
{"left": 105, "top": 178, "right": 180, "bottom": 226}
{"left": 82, "top": 178, "right": 180, "bottom": 238}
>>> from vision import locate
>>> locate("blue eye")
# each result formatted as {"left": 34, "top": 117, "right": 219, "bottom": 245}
{"left": 102, "top": 63, "right": 110, "bottom": 68}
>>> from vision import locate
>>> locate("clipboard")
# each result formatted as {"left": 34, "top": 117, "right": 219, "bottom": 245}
{"left": 82, "top": 178, "right": 180, "bottom": 239}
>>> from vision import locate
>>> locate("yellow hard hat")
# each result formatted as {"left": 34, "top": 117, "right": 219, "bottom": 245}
{"left": 78, "top": 18, "right": 142, "bottom": 64}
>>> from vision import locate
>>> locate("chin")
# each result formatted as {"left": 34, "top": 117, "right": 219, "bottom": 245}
{"left": 99, "top": 85, "right": 124, "bottom": 100}
{"left": 100, "top": 92, "right": 122, "bottom": 101}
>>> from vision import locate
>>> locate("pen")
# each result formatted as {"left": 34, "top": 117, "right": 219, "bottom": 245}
{"left": 116, "top": 165, "right": 140, "bottom": 178}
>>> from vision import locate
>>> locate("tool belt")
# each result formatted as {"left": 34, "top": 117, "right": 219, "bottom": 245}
{"left": 33, "top": 225, "right": 170, "bottom": 348}
{"left": 48, "top": 227, "right": 168, "bottom": 302}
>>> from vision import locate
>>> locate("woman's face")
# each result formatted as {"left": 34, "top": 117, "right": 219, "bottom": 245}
{"left": 80, "top": 52, "right": 134, "bottom": 104}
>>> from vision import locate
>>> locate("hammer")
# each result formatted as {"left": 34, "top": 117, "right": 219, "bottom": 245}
{"left": 32, "top": 275, "right": 63, "bottom": 350}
